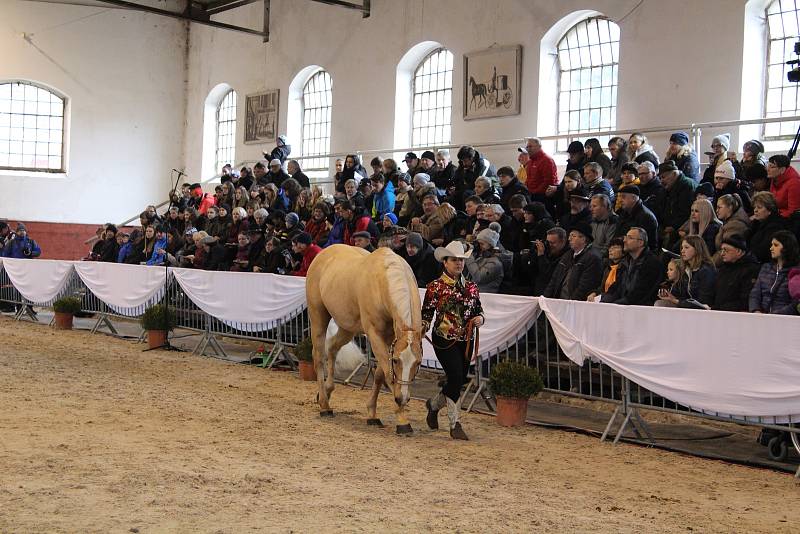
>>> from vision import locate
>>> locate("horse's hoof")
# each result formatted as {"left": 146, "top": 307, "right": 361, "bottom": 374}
{"left": 396, "top": 424, "right": 413, "bottom": 435}
{"left": 320, "top": 410, "right": 334, "bottom": 418}
{"left": 366, "top": 418, "right": 384, "bottom": 427}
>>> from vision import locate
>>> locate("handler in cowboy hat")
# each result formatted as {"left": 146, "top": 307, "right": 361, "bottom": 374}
{"left": 421, "top": 240, "right": 485, "bottom": 440}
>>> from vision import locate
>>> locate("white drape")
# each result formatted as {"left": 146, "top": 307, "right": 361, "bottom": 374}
{"left": 2, "top": 258, "right": 74, "bottom": 304}
{"left": 538, "top": 297, "right": 800, "bottom": 419}
{"left": 73, "top": 261, "right": 167, "bottom": 316}
{"left": 421, "top": 290, "right": 541, "bottom": 368}
{"left": 170, "top": 268, "right": 307, "bottom": 329}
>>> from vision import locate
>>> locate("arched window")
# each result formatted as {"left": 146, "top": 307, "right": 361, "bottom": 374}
{"left": 215, "top": 89, "right": 237, "bottom": 173}
{"left": 412, "top": 48, "right": 453, "bottom": 148}
{"left": 0, "top": 81, "right": 65, "bottom": 172}
{"left": 301, "top": 70, "right": 332, "bottom": 171}
{"left": 556, "top": 17, "right": 620, "bottom": 150}
{"left": 764, "top": 0, "right": 800, "bottom": 139}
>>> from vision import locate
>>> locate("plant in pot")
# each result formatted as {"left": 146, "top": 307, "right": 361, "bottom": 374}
{"left": 140, "top": 304, "right": 177, "bottom": 350}
{"left": 52, "top": 296, "right": 82, "bottom": 330}
{"left": 294, "top": 337, "right": 316, "bottom": 381}
{"left": 488, "top": 360, "right": 544, "bottom": 427}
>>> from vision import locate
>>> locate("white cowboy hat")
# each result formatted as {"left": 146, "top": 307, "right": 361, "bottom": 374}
{"left": 434, "top": 240, "right": 473, "bottom": 262}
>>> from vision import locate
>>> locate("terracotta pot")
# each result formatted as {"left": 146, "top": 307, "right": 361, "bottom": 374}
{"left": 298, "top": 360, "right": 317, "bottom": 381}
{"left": 495, "top": 395, "right": 530, "bottom": 427}
{"left": 54, "top": 312, "right": 73, "bottom": 330}
{"left": 147, "top": 330, "right": 167, "bottom": 350}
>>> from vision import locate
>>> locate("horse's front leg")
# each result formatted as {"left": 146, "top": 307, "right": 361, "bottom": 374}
{"left": 366, "top": 365, "right": 386, "bottom": 428}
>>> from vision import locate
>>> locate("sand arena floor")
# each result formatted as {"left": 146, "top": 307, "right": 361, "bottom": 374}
{"left": 0, "top": 318, "right": 798, "bottom": 533}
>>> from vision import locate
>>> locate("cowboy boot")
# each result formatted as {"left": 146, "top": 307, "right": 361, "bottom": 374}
{"left": 446, "top": 397, "right": 468, "bottom": 440}
{"left": 426, "top": 392, "right": 446, "bottom": 430}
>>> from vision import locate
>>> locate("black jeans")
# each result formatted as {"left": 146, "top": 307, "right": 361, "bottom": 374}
{"left": 432, "top": 332, "right": 469, "bottom": 402}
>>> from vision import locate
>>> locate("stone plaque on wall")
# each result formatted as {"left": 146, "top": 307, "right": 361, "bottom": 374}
{"left": 244, "top": 89, "right": 279, "bottom": 144}
{"left": 463, "top": 45, "right": 522, "bottom": 120}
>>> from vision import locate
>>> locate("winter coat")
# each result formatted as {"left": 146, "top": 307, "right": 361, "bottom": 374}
{"left": 204, "top": 243, "right": 228, "bottom": 271}
{"left": 100, "top": 238, "right": 120, "bottom": 263}
{"left": 465, "top": 249, "right": 504, "bottom": 293}
{"left": 291, "top": 244, "right": 321, "bottom": 277}
{"left": 324, "top": 217, "right": 346, "bottom": 247}
{"left": 267, "top": 170, "right": 291, "bottom": 189}
{"left": 229, "top": 244, "right": 251, "bottom": 272}
{"left": 770, "top": 166, "right": 800, "bottom": 218}
{"left": 601, "top": 249, "right": 664, "bottom": 305}
{"left": 584, "top": 177, "right": 615, "bottom": 205}
{"left": 639, "top": 178, "right": 666, "bottom": 223}
{"left": 615, "top": 199, "right": 659, "bottom": 251}
{"left": 499, "top": 177, "right": 531, "bottom": 211}
{"left": 631, "top": 144, "right": 660, "bottom": 169}
{"left": 253, "top": 248, "right": 285, "bottom": 274}
{"left": 372, "top": 181, "right": 396, "bottom": 221}
{"left": 712, "top": 208, "right": 751, "bottom": 265}
{"left": 197, "top": 192, "right": 216, "bottom": 215}
{"left": 662, "top": 172, "right": 696, "bottom": 230}
{"left": 516, "top": 207, "right": 555, "bottom": 251}
{"left": 749, "top": 263, "right": 797, "bottom": 314}
{"left": 432, "top": 162, "right": 456, "bottom": 191}
{"left": 291, "top": 170, "right": 310, "bottom": 188}
{"left": 534, "top": 246, "right": 570, "bottom": 296}
{"left": 671, "top": 264, "right": 716, "bottom": 308}
{"left": 584, "top": 139, "right": 612, "bottom": 178}
{"left": 2, "top": 236, "right": 41, "bottom": 259}
{"left": 565, "top": 153, "right": 586, "bottom": 178}
{"left": 669, "top": 151, "right": 700, "bottom": 183}
{"left": 477, "top": 187, "right": 501, "bottom": 205}
{"left": 524, "top": 150, "right": 558, "bottom": 195}
{"left": 543, "top": 245, "right": 603, "bottom": 301}
{"left": 267, "top": 144, "right": 291, "bottom": 164}
{"left": 409, "top": 203, "right": 457, "bottom": 244}
{"left": 453, "top": 151, "right": 496, "bottom": 206}
{"left": 146, "top": 236, "right": 169, "bottom": 266}
{"left": 343, "top": 215, "right": 377, "bottom": 246}
{"left": 405, "top": 242, "right": 441, "bottom": 288}
{"left": 305, "top": 218, "right": 332, "bottom": 248}
{"left": 590, "top": 213, "right": 619, "bottom": 257}
{"left": 748, "top": 214, "right": 785, "bottom": 263}
{"left": 607, "top": 148, "right": 630, "bottom": 188}
{"left": 560, "top": 208, "right": 592, "bottom": 234}
{"left": 117, "top": 242, "right": 133, "bottom": 263}
{"left": 713, "top": 254, "right": 761, "bottom": 312}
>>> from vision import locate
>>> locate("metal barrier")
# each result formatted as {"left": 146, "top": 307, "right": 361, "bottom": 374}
{"left": 0, "top": 263, "right": 797, "bottom": 475}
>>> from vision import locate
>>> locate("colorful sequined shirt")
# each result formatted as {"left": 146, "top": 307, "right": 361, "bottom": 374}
{"left": 422, "top": 272, "right": 484, "bottom": 341}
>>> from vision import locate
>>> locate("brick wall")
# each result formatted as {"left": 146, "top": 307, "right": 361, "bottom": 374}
{"left": 7, "top": 221, "right": 129, "bottom": 260}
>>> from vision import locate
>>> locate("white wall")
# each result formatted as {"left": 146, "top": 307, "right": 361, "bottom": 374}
{"left": 183, "top": 0, "right": 757, "bottom": 179}
{"left": 0, "top": 1, "right": 187, "bottom": 224}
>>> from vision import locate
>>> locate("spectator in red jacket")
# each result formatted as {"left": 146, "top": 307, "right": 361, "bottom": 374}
{"left": 290, "top": 232, "right": 321, "bottom": 276}
{"left": 191, "top": 183, "right": 216, "bottom": 215}
{"left": 767, "top": 155, "right": 800, "bottom": 218}
{"left": 524, "top": 137, "right": 558, "bottom": 202}
{"left": 340, "top": 199, "right": 376, "bottom": 246}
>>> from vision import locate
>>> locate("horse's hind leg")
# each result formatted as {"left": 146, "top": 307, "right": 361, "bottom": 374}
{"left": 325, "top": 327, "right": 355, "bottom": 402}
{"left": 309, "top": 309, "right": 332, "bottom": 416}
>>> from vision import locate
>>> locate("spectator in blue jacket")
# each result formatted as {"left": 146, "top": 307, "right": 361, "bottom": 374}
{"left": 146, "top": 225, "right": 169, "bottom": 266}
{"left": 2, "top": 224, "right": 41, "bottom": 259}
{"left": 749, "top": 230, "right": 800, "bottom": 314}
{"left": 370, "top": 173, "right": 395, "bottom": 221}
{"left": 324, "top": 200, "right": 347, "bottom": 247}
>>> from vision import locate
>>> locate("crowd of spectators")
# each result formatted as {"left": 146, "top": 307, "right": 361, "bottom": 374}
{"left": 77, "top": 131, "right": 800, "bottom": 313}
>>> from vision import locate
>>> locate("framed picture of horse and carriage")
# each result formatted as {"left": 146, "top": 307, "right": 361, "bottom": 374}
{"left": 463, "top": 45, "right": 522, "bottom": 120}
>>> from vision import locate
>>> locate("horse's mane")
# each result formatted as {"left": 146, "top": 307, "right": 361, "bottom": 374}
{"left": 382, "top": 252, "right": 417, "bottom": 329}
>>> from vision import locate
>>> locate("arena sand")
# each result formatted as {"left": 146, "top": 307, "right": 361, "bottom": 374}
{"left": 0, "top": 319, "right": 797, "bottom": 533}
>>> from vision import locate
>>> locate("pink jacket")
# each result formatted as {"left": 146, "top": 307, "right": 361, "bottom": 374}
{"left": 770, "top": 166, "right": 800, "bottom": 218}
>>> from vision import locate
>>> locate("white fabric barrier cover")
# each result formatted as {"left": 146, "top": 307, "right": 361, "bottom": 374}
{"left": 539, "top": 297, "right": 800, "bottom": 419}
{"left": 2, "top": 258, "right": 73, "bottom": 304}
{"left": 170, "top": 268, "right": 307, "bottom": 328}
{"left": 421, "top": 290, "right": 541, "bottom": 368}
{"left": 74, "top": 262, "right": 167, "bottom": 316}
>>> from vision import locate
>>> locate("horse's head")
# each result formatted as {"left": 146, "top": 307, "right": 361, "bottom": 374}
{"left": 389, "top": 328, "right": 423, "bottom": 406}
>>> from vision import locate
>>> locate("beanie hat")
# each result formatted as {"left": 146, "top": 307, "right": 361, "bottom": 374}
{"left": 670, "top": 131, "right": 690, "bottom": 145}
{"left": 618, "top": 185, "right": 641, "bottom": 197}
{"left": 567, "top": 140, "right": 585, "bottom": 154}
{"left": 292, "top": 232, "right": 312, "bottom": 245}
{"left": 285, "top": 212, "right": 300, "bottom": 227}
{"left": 477, "top": 222, "right": 501, "bottom": 248}
{"left": 16, "top": 223, "right": 26, "bottom": 232}
{"left": 277, "top": 134, "right": 287, "bottom": 145}
{"left": 404, "top": 152, "right": 418, "bottom": 161}
{"left": 570, "top": 221, "right": 594, "bottom": 242}
{"left": 714, "top": 160, "right": 736, "bottom": 181}
{"left": 744, "top": 139, "right": 765, "bottom": 154}
{"left": 220, "top": 203, "right": 231, "bottom": 213}
{"left": 383, "top": 212, "right": 398, "bottom": 225}
{"left": 407, "top": 232, "right": 423, "bottom": 249}
{"left": 658, "top": 160, "right": 679, "bottom": 174}
{"left": 712, "top": 133, "right": 731, "bottom": 151}
{"left": 413, "top": 172, "right": 431, "bottom": 185}
{"left": 420, "top": 150, "right": 436, "bottom": 161}
{"left": 721, "top": 234, "right": 748, "bottom": 252}
{"left": 269, "top": 158, "right": 281, "bottom": 167}
{"left": 352, "top": 231, "right": 371, "bottom": 239}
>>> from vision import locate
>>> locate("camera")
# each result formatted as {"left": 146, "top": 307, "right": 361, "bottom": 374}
{"left": 786, "top": 41, "right": 800, "bottom": 83}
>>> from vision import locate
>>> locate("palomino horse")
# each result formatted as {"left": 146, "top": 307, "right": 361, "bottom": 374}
{"left": 305, "top": 245, "right": 424, "bottom": 434}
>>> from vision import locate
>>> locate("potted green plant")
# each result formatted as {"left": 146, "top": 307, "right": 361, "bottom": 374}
{"left": 139, "top": 304, "right": 177, "bottom": 350}
{"left": 293, "top": 337, "right": 316, "bottom": 381}
{"left": 488, "top": 360, "right": 544, "bottom": 427}
{"left": 52, "top": 296, "right": 82, "bottom": 330}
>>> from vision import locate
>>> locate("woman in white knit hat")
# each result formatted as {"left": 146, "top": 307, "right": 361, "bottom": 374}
{"left": 464, "top": 222, "right": 505, "bottom": 293}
